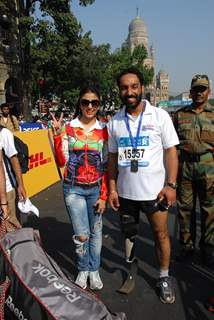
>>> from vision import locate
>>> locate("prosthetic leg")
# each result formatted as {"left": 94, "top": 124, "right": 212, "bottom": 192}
{"left": 117, "top": 237, "right": 138, "bottom": 294}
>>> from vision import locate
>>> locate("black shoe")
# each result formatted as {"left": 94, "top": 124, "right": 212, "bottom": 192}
{"left": 175, "top": 246, "right": 194, "bottom": 262}
{"left": 157, "top": 276, "right": 175, "bottom": 304}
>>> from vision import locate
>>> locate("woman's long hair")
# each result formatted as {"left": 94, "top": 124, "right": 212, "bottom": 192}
{"left": 74, "top": 85, "right": 100, "bottom": 119}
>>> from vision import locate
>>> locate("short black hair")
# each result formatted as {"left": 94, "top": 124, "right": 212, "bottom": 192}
{"left": 0, "top": 102, "right": 10, "bottom": 109}
{"left": 116, "top": 66, "right": 144, "bottom": 87}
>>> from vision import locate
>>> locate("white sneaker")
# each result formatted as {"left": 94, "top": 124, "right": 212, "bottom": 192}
{"left": 75, "top": 271, "right": 89, "bottom": 289}
{"left": 89, "top": 271, "right": 103, "bottom": 290}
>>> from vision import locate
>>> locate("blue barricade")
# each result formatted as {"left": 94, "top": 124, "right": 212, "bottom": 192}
{"left": 19, "top": 122, "right": 43, "bottom": 132}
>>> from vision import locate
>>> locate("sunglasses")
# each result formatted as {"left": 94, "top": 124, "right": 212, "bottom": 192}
{"left": 80, "top": 99, "right": 100, "bottom": 108}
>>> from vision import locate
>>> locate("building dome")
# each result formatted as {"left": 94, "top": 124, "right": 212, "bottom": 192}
{"left": 128, "top": 16, "right": 148, "bottom": 52}
{"left": 129, "top": 16, "right": 147, "bottom": 35}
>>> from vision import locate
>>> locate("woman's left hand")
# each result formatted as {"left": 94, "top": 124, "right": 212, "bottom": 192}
{"left": 94, "top": 199, "right": 106, "bottom": 214}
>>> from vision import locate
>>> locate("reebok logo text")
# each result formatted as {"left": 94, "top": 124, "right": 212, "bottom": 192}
{"left": 32, "top": 263, "right": 81, "bottom": 303}
{"left": 5, "top": 296, "right": 28, "bottom": 320}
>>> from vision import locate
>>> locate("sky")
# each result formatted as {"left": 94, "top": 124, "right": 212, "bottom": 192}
{"left": 71, "top": 0, "right": 214, "bottom": 96}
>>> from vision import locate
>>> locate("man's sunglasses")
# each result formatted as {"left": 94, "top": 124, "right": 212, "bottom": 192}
{"left": 80, "top": 99, "right": 100, "bottom": 108}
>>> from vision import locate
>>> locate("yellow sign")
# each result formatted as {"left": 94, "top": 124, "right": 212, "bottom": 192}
{"left": 15, "top": 130, "right": 60, "bottom": 197}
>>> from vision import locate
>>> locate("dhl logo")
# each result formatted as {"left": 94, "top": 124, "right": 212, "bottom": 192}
{"left": 29, "top": 152, "right": 52, "bottom": 170}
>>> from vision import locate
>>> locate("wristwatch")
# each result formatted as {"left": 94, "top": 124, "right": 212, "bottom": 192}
{"left": 167, "top": 182, "right": 177, "bottom": 189}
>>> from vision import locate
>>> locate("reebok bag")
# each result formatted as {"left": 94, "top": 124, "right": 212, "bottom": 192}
{"left": 0, "top": 228, "right": 126, "bottom": 320}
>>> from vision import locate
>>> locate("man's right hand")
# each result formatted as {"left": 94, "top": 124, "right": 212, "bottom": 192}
{"left": 108, "top": 191, "right": 120, "bottom": 211}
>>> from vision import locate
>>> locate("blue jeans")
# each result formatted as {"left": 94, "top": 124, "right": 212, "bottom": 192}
{"left": 63, "top": 184, "right": 102, "bottom": 272}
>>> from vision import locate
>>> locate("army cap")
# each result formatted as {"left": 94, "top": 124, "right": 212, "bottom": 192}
{"left": 191, "top": 74, "right": 210, "bottom": 89}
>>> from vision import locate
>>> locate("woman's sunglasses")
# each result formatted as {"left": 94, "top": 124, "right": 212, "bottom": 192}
{"left": 80, "top": 99, "right": 100, "bottom": 108}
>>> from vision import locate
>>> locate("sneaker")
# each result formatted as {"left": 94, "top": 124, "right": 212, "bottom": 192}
{"left": 89, "top": 271, "right": 103, "bottom": 290}
{"left": 75, "top": 271, "right": 89, "bottom": 289}
{"left": 157, "top": 276, "right": 175, "bottom": 304}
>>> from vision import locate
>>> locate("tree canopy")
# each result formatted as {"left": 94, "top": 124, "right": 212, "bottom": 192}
{"left": 0, "top": 0, "right": 154, "bottom": 115}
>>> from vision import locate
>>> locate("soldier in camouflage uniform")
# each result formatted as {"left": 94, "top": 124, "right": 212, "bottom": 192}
{"left": 174, "top": 74, "right": 214, "bottom": 268}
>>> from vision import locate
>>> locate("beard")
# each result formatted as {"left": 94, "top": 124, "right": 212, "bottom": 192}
{"left": 120, "top": 93, "right": 143, "bottom": 109}
{"left": 2, "top": 113, "right": 9, "bottom": 117}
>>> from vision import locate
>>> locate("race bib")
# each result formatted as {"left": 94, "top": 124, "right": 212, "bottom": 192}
{"left": 118, "top": 147, "right": 145, "bottom": 162}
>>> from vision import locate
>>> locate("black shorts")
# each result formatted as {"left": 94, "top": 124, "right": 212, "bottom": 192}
{"left": 119, "top": 197, "right": 159, "bottom": 217}
{"left": 118, "top": 197, "right": 160, "bottom": 237}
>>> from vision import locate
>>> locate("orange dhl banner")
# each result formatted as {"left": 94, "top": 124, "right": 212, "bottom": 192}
{"left": 15, "top": 130, "right": 60, "bottom": 197}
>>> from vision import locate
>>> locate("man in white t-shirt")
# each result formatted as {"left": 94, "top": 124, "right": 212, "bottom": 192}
{"left": 108, "top": 67, "right": 179, "bottom": 304}
{"left": 0, "top": 126, "right": 27, "bottom": 229}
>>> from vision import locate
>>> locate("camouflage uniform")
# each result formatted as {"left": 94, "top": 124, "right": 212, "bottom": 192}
{"left": 174, "top": 103, "right": 214, "bottom": 257}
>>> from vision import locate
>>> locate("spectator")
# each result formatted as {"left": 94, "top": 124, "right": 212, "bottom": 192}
{"left": 106, "top": 112, "right": 113, "bottom": 122}
{"left": 0, "top": 126, "right": 27, "bottom": 230}
{"left": 51, "top": 84, "right": 108, "bottom": 290}
{"left": 0, "top": 103, "right": 19, "bottom": 132}
{"left": 18, "top": 113, "right": 25, "bottom": 124}
{"left": 107, "top": 67, "right": 179, "bottom": 303}
{"left": 32, "top": 115, "right": 42, "bottom": 123}
{"left": 0, "top": 142, "right": 9, "bottom": 220}
{"left": 97, "top": 111, "right": 107, "bottom": 123}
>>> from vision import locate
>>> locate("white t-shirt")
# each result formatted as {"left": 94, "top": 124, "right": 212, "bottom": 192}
{"left": 107, "top": 100, "right": 179, "bottom": 201}
{"left": 0, "top": 128, "right": 18, "bottom": 192}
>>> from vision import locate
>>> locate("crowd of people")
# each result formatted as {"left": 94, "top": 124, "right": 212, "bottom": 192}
{"left": 0, "top": 101, "right": 115, "bottom": 132}
{"left": 0, "top": 67, "right": 213, "bottom": 312}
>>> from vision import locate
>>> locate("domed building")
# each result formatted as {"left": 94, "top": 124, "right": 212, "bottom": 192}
{"left": 125, "top": 13, "right": 169, "bottom": 105}
{"left": 128, "top": 16, "right": 149, "bottom": 52}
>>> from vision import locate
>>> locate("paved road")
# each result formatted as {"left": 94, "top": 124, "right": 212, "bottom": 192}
{"left": 20, "top": 182, "right": 213, "bottom": 320}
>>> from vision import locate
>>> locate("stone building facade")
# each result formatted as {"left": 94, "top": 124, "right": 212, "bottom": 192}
{"left": 0, "top": 0, "right": 20, "bottom": 113}
{"left": 126, "top": 14, "right": 169, "bottom": 105}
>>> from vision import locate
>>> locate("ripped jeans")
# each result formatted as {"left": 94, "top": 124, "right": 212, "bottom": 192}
{"left": 63, "top": 184, "right": 102, "bottom": 272}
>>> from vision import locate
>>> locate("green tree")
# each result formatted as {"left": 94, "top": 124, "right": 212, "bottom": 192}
{"left": 21, "top": 0, "right": 96, "bottom": 118}
{"left": 104, "top": 44, "right": 154, "bottom": 109}
{"left": 67, "top": 43, "right": 154, "bottom": 110}
{"left": 1, "top": 0, "right": 154, "bottom": 116}
{"left": 28, "top": 4, "right": 154, "bottom": 113}
{"left": 0, "top": 0, "right": 95, "bottom": 119}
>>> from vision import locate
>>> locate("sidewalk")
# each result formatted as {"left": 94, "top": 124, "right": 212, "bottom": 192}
{"left": 24, "top": 182, "right": 214, "bottom": 320}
